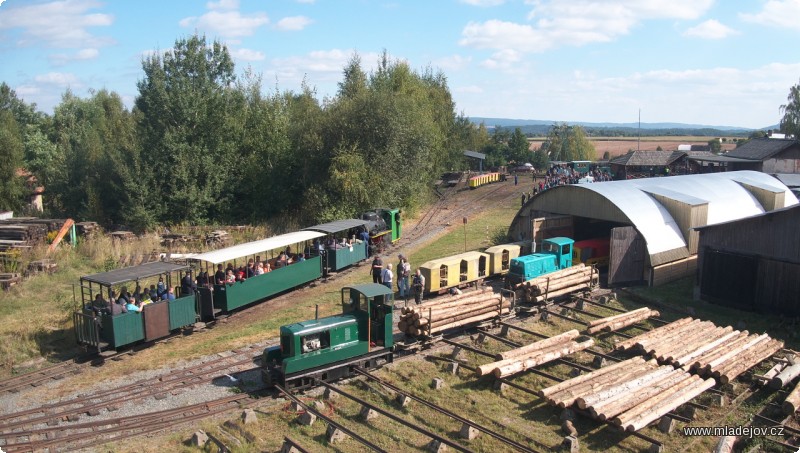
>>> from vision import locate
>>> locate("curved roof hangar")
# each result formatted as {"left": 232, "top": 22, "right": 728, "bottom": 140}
{"left": 513, "top": 171, "right": 799, "bottom": 266}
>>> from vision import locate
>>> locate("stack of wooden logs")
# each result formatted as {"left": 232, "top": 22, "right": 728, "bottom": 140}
{"left": 539, "top": 357, "right": 715, "bottom": 432}
{"left": 0, "top": 222, "right": 47, "bottom": 251}
{"left": 514, "top": 264, "right": 598, "bottom": 303}
{"left": 75, "top": 221, "right": 100, "bottom": 236}
{"left": 615, "top": 317, "right": 784, "bottom": 384}
{"left": 586, "top": 307, "right": 660, "bottom": 334}
{"left": 397, "top": 290, "right": 510, "bottom": 336}
{"left": 475, "top": 330, "right": 594, "bottom": 378}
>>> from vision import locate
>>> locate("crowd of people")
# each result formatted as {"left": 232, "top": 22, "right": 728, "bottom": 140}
{"left": 519, "top": 164, "right": 614, "bottom": 206}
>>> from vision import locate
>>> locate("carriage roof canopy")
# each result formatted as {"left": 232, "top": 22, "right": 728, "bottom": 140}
{"left": 81, "top": 262, "right": 190, "bottom": 286}
{"left": 192, "top": 230, "right": 325, "bottom": 265}
{"left": 303, "top": 219, "right": 368, "bottom": 234}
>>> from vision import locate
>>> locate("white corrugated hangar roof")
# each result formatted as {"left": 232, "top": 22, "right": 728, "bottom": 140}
{"left": 511, "top": 171, "right": 799, "bottom": 266}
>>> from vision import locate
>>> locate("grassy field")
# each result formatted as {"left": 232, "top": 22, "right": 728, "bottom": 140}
{"left": 527, "top": 136, "right": 739, "bottom": 160}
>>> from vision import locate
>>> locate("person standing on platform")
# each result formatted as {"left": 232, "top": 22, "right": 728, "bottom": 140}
{"left": 370, "top": 255, "right": 384, "bottom": 284}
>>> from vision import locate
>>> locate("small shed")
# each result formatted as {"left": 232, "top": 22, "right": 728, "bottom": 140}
{"left": 695, "top": 204, "right": 800, "bottom": 316}
{"left": 608, "top": 150, "right": 692, "bottom": 179}
{"left": 464, "top": 150, "right": 487, "bottom": 172}
{"left": 725, "top": 138, "right": 800, "bottom": 173}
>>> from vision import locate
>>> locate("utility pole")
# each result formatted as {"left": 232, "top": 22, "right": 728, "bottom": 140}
{"left": 638, "top": 109, "right": 641, "bottom": 152}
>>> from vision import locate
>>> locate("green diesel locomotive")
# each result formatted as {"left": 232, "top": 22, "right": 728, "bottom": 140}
{"left": 262, "top": 284, "right": 395, "bottom": 391}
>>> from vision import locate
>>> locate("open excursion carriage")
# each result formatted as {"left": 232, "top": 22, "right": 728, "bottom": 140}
{"left": 73, "top": 262, "right": 196, "bottom": 353}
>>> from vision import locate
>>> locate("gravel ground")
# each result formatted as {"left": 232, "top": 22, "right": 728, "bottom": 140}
{"left": 0, "top": 340, "right": 273, "bottom": 437}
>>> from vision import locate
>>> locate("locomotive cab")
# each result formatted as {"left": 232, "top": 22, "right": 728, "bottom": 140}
{"left": 506, "top": 237, "right": 574, "bottom": 286}
{"left": 262, "top": 283, "right": 395, "bottom": 391}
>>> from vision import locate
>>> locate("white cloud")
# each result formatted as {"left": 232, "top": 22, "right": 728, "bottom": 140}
{"left": 462, "top": 0, "right": 714, "bottom": 53}
{"left": 35, "top": 72, "right": 81, "bottom": 87}
{"left": 480, "top": 49, "right": 523, "bottom": 69}
{"left": 268, "top": 49, "right": 385, "bottom": 87}
{"left": 684, "top": 20, "right": 738, "bottom": 39}
{"left": 433, "top": 54, "right": 472, "bottom": 71}
{"left": 739, "top": 0, "right": 800, "bottom": 31}
{"left": 231, "top": 48, "right": 265, "bottom": 61}
{"left": 275, "top": 16, "right": 313, "bottom": 31}
{"left": 460, "top": 0, "right": 506, "bottom": 6}
{"left": 180, "top": 10, "right": 269, "bottom": 38}
{"left": 49, "top": 47, "right": 100, "bottom": 65}
{"left": 0, "top": 0, "right": 114, "bottom": 49}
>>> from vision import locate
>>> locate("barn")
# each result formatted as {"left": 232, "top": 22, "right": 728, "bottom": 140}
{"left": 509, "top": 171, "right": 799, "bottom": 286}
{"left": 695, "top": 205, "right": 800, "bottom": 316}
{"left": 725, "top": 138, "right": 800, "bottom": 174}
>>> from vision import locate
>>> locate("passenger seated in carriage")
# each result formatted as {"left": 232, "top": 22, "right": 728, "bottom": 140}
{"left": 276, "top": 251, "right": 289, "bottom": 268}
{"left": 215, "top": 264, "right": 226, "bottom": 285}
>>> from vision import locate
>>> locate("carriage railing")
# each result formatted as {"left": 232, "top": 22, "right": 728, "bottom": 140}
{"left": 73, "top": 311, "right": 101, "bottom": 353}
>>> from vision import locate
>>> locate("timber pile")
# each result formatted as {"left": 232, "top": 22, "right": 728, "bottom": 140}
{"left": 585, "top": 307, "right": 660, "bottom": 334}
{"left": 539, "top": 356, "right": 715, "bottom": 432}
{"left": 75, "top": 221, "right": 100, "bottom": 236}
{"left": 0, "top": 272, "right": 22, "bottom": 290}
{"left": 475, "top": 330, "right": 594, "bottom": 378}
{"left": 205, "top": 230, "right": 231, "bottom": 246}
{"left": 614, "top": 317, "right": 784, "bottom": 384}
{"left": 514, "top": 264, "right": 598, "bottom": 303}
{"left": 783, "top": 379, "right": 800, "bottom": 414}
{"left": 0, "top": 223, "right": 47, "bottom": 243}
{"left": 397, "top": 290, "right": 510, "bottom": 336}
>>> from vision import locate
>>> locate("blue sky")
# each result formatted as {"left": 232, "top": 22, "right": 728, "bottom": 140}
{"left": 1, "top": 0, "right": 799, "bottom": 129}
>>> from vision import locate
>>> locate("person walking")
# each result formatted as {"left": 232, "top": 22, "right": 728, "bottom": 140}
{"left": 370, "top": 255, "right": 384, "bottom": 284}
{"left": 412, "top": 269, "right": 425, "bottom": 305}
{"left": 381, "top": 263, "right": 394, "bottom": 291}
{"left": 397, "top": 255, "right": 411, "bottom": 301}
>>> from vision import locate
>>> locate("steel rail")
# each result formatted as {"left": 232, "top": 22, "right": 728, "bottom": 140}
{"left": 353, "top": 368, "right": 544, "bottom": 453}
{"left": 0, "top": 355, "right": 258, "bottom": 431}
{"left": 3, "top": 393, "right": 253, "bottom": 452}
{"left": 316, "top": 380, "right": 476, "bottom": 453}
{"left": 274, "top": 384, "right": 387, "bottom": 452}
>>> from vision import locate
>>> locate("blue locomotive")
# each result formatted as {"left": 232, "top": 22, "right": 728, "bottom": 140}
{"left": 505, "top": 237, "right": 575, "bottom": 287}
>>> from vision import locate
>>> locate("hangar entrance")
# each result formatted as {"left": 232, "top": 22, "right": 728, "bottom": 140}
{"left": 608, "top": 226, "right": 646, "bottom": 286}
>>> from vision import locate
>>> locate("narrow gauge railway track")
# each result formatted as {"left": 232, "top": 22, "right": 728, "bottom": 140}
{"left": 398, "top": 177, "right": 515, "bottom": 248}
{"left": 1, "top": 392, "right": 260, "bottom": 453}
{"left": 0, "top": 350, "right": 262, "bottom": 435}
{"left": 352, "top": 368, "right": 545, "bottom": 452}
{"left": 0, "top": 360, "right": 88, "bottom": 396}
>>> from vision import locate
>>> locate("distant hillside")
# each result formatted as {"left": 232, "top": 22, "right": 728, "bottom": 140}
{"left": 469, "top": 117, "right": 764, "bottom": 137}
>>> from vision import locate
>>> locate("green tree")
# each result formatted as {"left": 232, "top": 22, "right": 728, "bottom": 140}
{"left": 49, "top": 89, "right": 136, "bottom": 224}
{"left": 508, "top": 127, "right": 530, "bottom": 164}
{"left": 0, "top": 110, "right": 25, "bottom": 211}
{"left": 135, "top": 34, "right": 243, "bottom": 226}
{"left": 543, "top": 123, "right": 594, "bottom": 161}
{"left": 708, "top": 138, "right": 721, "bottom": 153}
{"left": 780, "top": 78, "right": 800, "bottom": 138}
